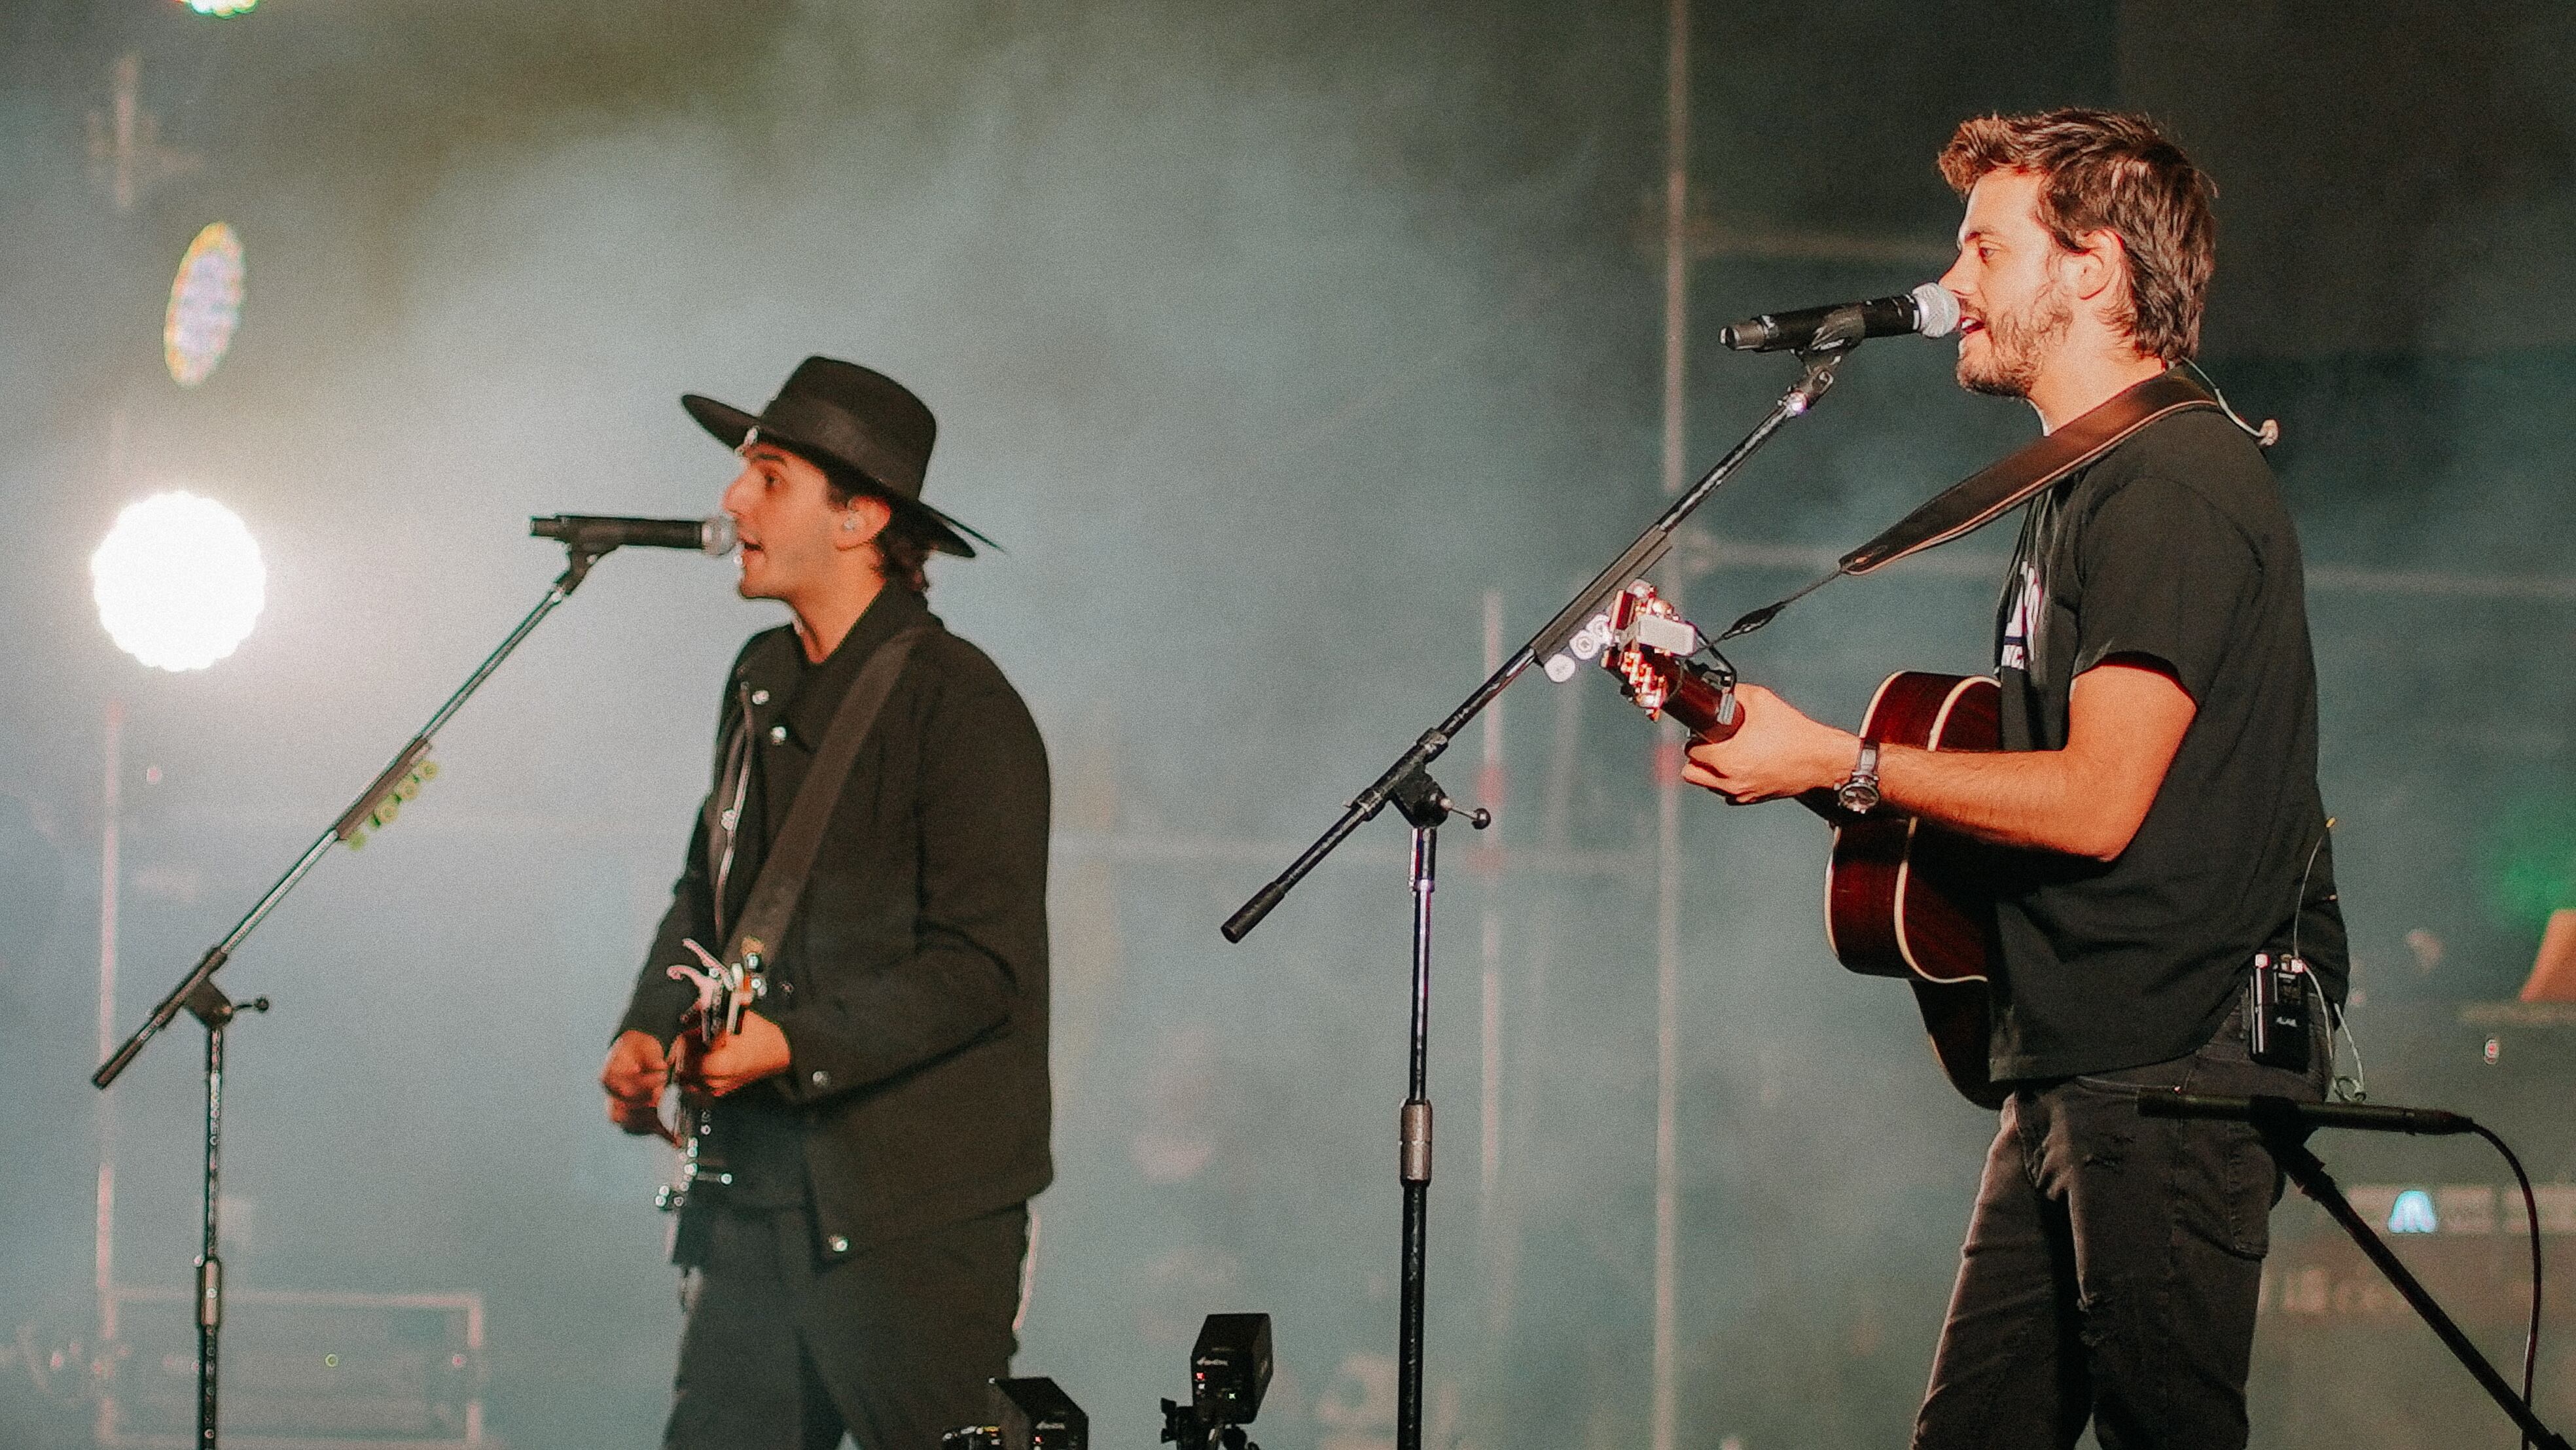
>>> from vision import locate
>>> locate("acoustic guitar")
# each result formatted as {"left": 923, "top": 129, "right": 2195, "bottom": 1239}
{"left": 1600, "top": 581, "right": 2007, "bottom": 1108}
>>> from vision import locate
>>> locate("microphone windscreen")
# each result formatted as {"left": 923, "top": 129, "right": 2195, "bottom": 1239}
{"left": 700, "top": 516, "right": 738, "bottom": 556}
{"left": 1912, "top": 282, "right": 1962, "bottom": 339}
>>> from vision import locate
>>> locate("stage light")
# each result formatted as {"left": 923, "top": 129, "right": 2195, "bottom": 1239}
{"left": 91, "top": 491, "right": 266, "bottom": 673}
{"left": 165, "top": 222, "right": 245, "bottom": 387}
{"left": 175, "top": 0, "right": 258, "bottom": 16}
{"left": 2388, "top": 1189, "right": 2438, "bottom": 1235}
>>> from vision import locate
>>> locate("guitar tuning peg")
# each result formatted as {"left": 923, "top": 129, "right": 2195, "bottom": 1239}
{"left": 420, "top": 760, "right": 440, "bottom": 780}
{"left": 346, "top": 829, "right": 368, "bottom": 850}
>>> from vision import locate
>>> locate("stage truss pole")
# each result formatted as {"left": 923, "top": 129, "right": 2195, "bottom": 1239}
{"left": 1478, "top": 590, "right": 1507, "bottom": 1224}
{"left": 1651, "top": 1, "right": 1692, "bottom": 1447}
{"left": 98, "top": 699, "right": 123, "bottom": 1353}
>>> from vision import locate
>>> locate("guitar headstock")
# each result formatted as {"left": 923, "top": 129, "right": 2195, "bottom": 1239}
{"left": 1601, "top": 581, "right": 1740, "bottom": 738}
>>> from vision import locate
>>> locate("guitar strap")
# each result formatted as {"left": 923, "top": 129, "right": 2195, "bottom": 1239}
{"left": 1719, "top": 372, "right": 2220, "bottom": 639}
{"left": 721, "top": 624, "right": 933, "bottom": 972}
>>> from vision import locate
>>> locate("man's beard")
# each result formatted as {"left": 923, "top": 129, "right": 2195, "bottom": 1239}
{"left": 1957, "top": 281, "right": 2073, "bottom": 399}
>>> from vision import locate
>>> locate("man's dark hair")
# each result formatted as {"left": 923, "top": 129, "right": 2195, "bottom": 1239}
{"left": 821, "top": 467, "right": 936, "bottom": 595}
{"left": 1938, "top": 108, "right": 2218, "bottom": 362}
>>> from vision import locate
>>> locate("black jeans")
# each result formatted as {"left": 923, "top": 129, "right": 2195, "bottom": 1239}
{"left": 1912, "top": 989, "right": 2327, "bottom": 1450}
{"left": 664, "top": 1205, "right": 1028, "bottom": 1450}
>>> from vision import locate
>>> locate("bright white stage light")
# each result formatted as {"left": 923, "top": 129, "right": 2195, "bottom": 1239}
{"left": 91, "top": 491, "right": 266, "bottom": 672}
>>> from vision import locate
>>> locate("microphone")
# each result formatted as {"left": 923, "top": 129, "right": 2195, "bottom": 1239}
{"left": 529, "top": 514, "right": 738, "bottom": 556}
{"left": 1721, "top": 282, "right": 1962, "bottom": 353}
{"left": 2136, "top": 1091, "right": 2477, "bottom": 1138}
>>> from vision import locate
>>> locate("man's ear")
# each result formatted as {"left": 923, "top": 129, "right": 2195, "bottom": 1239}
{"left": 2064, "top": 226, "right": 2129, "bottom": 306}
{"left": 831, "top": 495, "right": 894, "bottom": 553}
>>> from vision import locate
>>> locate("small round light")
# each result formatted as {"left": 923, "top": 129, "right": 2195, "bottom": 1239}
{"left": 91, "top": 491, "right": 266, "bottom": 673}
{"left": 177, "top": 0, "right": 258, "bottom": 16}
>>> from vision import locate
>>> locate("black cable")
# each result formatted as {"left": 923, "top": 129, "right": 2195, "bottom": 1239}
{"left": 2473, "top": 1121, "right": 2545, "bottom": 1449}
{"left": 1685, "top": 629, "right": 1736, "bottom": 685}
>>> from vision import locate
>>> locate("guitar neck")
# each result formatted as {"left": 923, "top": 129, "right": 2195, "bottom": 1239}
{"left": 1658, "top": 667, "right": 1739, "bottom": 744}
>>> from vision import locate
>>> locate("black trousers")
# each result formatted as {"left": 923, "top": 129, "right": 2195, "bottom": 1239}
{"left": 664, "top": 1205, "right": 1028, "bottom": 1450}
{"left": 1912, "top": 991, "right": 2327, "bottom": 1450}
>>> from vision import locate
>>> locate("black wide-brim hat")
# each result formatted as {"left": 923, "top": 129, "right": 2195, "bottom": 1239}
{"left": 683, "top": 355, "right": 991, "bottom": 557}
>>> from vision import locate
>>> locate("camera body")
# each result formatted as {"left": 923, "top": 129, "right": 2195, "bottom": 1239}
{"left": 1162, "top": 1313, "right": 1274, "bottom": 1450}
{"left": 944, "top": 1377, "right": 1086, "bottom": 1450}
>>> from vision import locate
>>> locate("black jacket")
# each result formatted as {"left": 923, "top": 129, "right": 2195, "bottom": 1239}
{"left": 618, "top": 587, "right": 1052, "bottom": 1254}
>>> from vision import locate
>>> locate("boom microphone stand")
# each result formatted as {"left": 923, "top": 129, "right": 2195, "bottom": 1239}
{"left": 1223, "top": 326, "right": 1867, "bottom": 1450}
{"left": 91, "top": 536, "right": 626, "bottom": 1449}
{"left": 2141, "top": 1093, "right": 2572, "bottom": 1450}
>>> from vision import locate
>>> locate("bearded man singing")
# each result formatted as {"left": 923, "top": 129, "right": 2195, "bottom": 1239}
{"left": 1681, "top": 110, "right": 2343, "bottom": 1449}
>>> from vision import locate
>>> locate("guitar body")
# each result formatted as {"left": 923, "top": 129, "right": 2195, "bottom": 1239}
{"left": 1825, "top": 672, "right": 2000, "bottom": 983}
{"left": 1823, "top": 671, "right": 2005, "bottom": 1108}
{"left": 1599, "top": 584, "right": 2009, "bottom": 1108}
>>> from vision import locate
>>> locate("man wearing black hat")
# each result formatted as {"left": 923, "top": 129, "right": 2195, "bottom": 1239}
{"left": 599, "top": 357, "right": 1052, "bottom": 1450}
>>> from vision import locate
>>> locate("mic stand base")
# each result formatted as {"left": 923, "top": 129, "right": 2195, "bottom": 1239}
{"left": 2261, "top": 1122, "right": 2569, "bottom": 1450}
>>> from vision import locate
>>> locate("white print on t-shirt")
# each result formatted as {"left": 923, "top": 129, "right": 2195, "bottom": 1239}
{"left": 1998, "top": 560, "right": 2042, "bottom": 672}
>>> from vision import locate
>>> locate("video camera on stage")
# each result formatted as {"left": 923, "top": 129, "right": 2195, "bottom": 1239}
{"left": 1160, "top": 1313, "right": 1272, "bottom": 1450}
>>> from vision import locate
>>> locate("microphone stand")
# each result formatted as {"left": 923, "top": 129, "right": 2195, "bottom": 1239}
{"left": 2141, "top": 1096, "right": 2571, "bottom": 1449}
{"left": 91, "top": 539, "right": 618, "bottom": 1450}
{"left": 2143, "top": 1097, "right": 2566, "bottom": 1442}
{"left": 1223, "top": 329, "right": 1864, "bottom": 1450}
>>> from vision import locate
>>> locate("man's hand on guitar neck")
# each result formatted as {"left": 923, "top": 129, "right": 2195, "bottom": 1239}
{"left": 1682, "top": 659, "right": 2196, "bottom": 863}
{"left": 1677, "top": 683, "right": 1857, "bottom": 806}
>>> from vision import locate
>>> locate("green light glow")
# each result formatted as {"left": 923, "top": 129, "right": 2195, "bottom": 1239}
{"left": 2484, "top": 796, "right": 2576, "bottom": 932}
{"left": 179, "top": 0, "right": 257, "bottom": 16}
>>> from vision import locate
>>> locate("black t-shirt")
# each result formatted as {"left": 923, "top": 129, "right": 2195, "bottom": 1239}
{"left": 1986, "top": 403, "right": 2346, "bottom": 1081}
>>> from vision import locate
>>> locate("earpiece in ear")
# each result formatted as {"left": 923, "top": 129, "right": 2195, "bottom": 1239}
{"left": 842, "top": 517, "right": 857, "bottom": 531}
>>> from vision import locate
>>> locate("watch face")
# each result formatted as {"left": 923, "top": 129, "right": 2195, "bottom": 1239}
{"left": 1838, "top": 781, "right": 1880, "bottom": 813}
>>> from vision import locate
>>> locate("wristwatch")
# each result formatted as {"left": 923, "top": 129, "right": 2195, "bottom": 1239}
{"left": 1836, "top": 738, "right": 1883, "bottom": 815}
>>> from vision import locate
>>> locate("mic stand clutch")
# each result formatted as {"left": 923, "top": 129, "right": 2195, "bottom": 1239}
{"left": 1221, "top": 333, "right": 1861, "bottom": 1450}
{"left": 2138, "top": 1093, "right": 2572, "bottom": 1450}
{"left": 90, "top": 535, "right": 632, "bottom": 1449}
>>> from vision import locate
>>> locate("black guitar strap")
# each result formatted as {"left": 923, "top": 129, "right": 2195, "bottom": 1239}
{"left": 1720, "top": 372, "right": 2219, "bottom": 639}
{"left": 721, "top": 625, "right": 932, "bottom": 972}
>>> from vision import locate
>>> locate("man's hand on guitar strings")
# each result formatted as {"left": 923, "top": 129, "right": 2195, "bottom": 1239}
{"left": 677, "top": 1009, "right": 795, "bottom": 1097}
{"left": 1680, "top": 684, "right": 1857, "bottom": 804}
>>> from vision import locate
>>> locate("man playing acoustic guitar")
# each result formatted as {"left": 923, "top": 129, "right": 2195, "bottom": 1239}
{"left": 1682, "top": 110, "right": 2342, "bottom": 1449}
